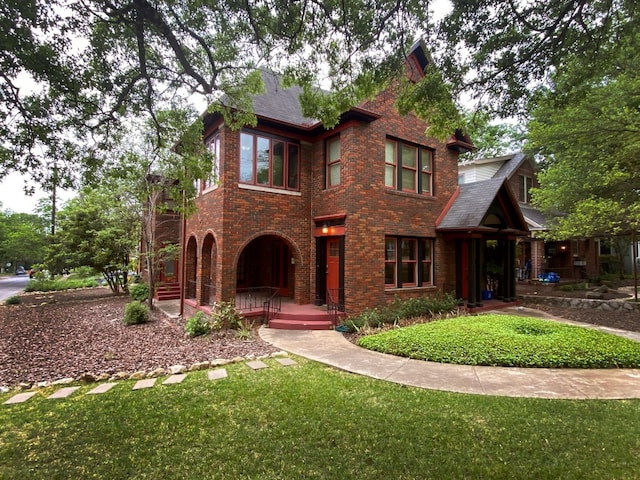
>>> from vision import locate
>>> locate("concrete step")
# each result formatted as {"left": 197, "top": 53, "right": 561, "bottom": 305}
{"left": 268, "top": 318, "right": 334, "bottom": 330}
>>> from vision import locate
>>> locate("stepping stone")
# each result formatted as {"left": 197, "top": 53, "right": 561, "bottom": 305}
{"left": 163, "top": 374, "right": 187, "bottom": 385}
{"left": 87, "top": 383, "right": 117, "bottom": 395}
{"left": 132, "top": 378, "right": 156, "bottom": 390}
{"left": 247, "top": 360, "right": 268, "bottom": 370}
{"left": 275, "top": 358, "right": 298, "bottom": 367}
{"left": 4, "top": 392, "right": 37, "bottom": 405}
{"left": 48, "top": 387, "right": 80, "bottom": 400}
{"left": 207, "top": 369, "right": 228, "bottom": 381}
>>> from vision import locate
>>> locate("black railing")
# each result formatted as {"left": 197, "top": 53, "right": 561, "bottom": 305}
{"left": 327, "top": 288, "right": 345, "bottom": 326}
{"left": 185, "top": 279, "right": 196, "bottom": 299}
{"left": 235, "top": 287, "right": 281, "bottom": 323}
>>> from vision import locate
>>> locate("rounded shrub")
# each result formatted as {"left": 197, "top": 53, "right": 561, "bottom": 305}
{"left": 5, "top": 295, "right": 21, "bottom": 305}
{"left": 185, "top": 311, "right": 212, "bottom": 337}
{"left": 129, "top": 283, "right": 149, "bottom": 302}
{"left": 123, "top": 301, "right": 149, "bottom": 325}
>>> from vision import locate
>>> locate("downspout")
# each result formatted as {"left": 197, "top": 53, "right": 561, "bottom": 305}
{"left": 180, "top": 189, "right": 187, "bottom": 317}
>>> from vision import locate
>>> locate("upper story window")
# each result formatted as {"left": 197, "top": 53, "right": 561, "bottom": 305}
{"left": 240, "top": 131, "right": 300, "bottom": 191}
{"left": 202, "top": 134, "right": 220, "bottom": 192}
{"left": 519, "top": 175, "right": 533, "bottom": 203}
{"left": 326, "top": 136, "right": 341, "bottom": 187}
{"left": 385, "top": 138, "right": 433, "bottom": 195}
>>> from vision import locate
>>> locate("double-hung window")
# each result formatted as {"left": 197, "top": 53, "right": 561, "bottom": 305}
{"left": 385, "top": 237, "right": 434, "bottom": 288}
{"left": 239, "top": 131, "right": 300, "bottom": 190}
{"left": 385, "top": 139, "right": 433, "bottom": 195}
{"left": 202, "top": 134, "right": 220, "bottom": 191}
{"left": 326, "top": 136, "right": 341, "bottom": 187}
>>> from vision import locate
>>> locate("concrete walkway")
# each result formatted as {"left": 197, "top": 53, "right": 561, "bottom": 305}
{"left": 259, "top": 307, "right": 640, "bottom": 400}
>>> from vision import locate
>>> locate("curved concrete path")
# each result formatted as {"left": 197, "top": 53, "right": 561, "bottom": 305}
{"left": 259, "top": 308, "right": 640, "bottom": 400}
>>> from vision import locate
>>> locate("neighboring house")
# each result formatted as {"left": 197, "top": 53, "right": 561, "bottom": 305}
{"left": 173, "top": 41, "right": 530, "bottom": 327}
{"left": 458, "top": 153, "right": 600, "bottom": 282}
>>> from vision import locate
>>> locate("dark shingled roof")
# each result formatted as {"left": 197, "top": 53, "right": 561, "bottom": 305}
{"left": 493, "top": 152, "right": 527, "bottom": 179}
{"left": 251, "top": 70, "right": 320, "bottom": 128}
{"left": 438, "top": 178, "right": 506, "bottom": 229}
{"left": 520, "top": 204, "right": 551, "bottom": 230}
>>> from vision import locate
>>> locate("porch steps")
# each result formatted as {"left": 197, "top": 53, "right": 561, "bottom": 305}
{"left": 155, "top": 282, "right": 181, "bottom": 301}
{"left": 268, "top": 311, "right": 334, "bottom": 330}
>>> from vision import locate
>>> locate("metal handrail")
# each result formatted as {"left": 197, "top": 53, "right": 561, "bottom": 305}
{"left": 326, "top": 288, "right": 344, "bottom": 326}
{"left": 185, "top": 279, "right": 196, "bottom": 299}
{"left": 235, "top": 286, "right": 281, "bottom": 323}
{"left": 202, "top": 281, "right": 215, "bottom": 305}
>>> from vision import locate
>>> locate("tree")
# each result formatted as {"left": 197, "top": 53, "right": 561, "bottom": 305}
{"left": 0, "top": 208, "right": 47, "bottom": 272}
{"left": 527, "top": 30, "right": 640, "bottom": 296}
{"left": 45, "top": 187, "right": 140, "bottom": 293}
{"left": 458, "top": 111, "right": 526, "bottom": 161}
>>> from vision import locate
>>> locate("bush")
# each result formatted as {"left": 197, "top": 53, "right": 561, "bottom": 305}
{"left": 129, "top": 283, "right": 149, "bottom": 302}
{"left": 67, "top": 266, "right": 98, "bottom": 280}
{"left": 212, "top": 300, "right": 244, "bottom": 329}
{"left": 25, "top": 277, "right": 99, "bottom": 292}
{"left": 185, "top": 311, "right": 212, "bottom": 337}
{"left": 123, "top": 301, "right": 149, "bottom": 325}
{"left": 339, "top": 293, "right": 459, "bottom": 333}
{"left": 5, "top": 295, "right": 21, "bottom": 305}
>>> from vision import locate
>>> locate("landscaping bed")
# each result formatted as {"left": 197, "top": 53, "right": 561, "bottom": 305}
{"left": 0, "top": 288, "right": 278, "bottom": 387}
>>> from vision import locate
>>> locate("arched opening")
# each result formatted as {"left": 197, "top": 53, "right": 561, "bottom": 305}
{"left": 236, "top": 235, "right": 294, "bottom": 297}
{"left": 200, "top": 233, "right": 216, "bottom": 305}
{"left": 185, "top": 236, "right": 197, "bottom": 299}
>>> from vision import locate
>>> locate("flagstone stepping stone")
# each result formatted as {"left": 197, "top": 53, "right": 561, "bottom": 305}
{"left": 87, "top": 383, "right": 117, "bottom": 395}
{"left": 247, "top": 360, "right": 268, "bottom": 370}
{"left": 132, "top": 378, "right": 156, "bottom": 390}
{"left": 207, "top": 369, "right": 228, "bottom": 380}
{"left": 275, "top": 358, "right": 298, "bottom": 367}
{"left": 163, "top": 374, "right": 187, "bottom": 385}
{"left": 48, "top": 387, "right": 80, "bottom": 400}
{"left": 4, "top": 392, "right": 37, "bottom": 405}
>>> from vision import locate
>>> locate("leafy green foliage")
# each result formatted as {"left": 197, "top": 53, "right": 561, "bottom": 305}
{"left": 123, "top": 301, "right": 149, "bottom": 326}
{"left": 184, "top": 311, "right": 212, "bottom": 338}
{"left": 527, "top": 31, "right": 640, "bottom": 239}
{"left": 129, "top": 283, "right": 149, "bottom": 302}
{"left": 0, "top": 208, "right": 47, "bottom": 271}
{"left": 25, "top": 277, "right": 99, "bottom": 292}
{"left": 212, "top": 300, "right": 244, "bottom": 330}
{"left": 358, "top": 314, "right": 640, "bottom": 368}
{"left": 4, "top": 295, "right": 21, "bottom": 305}
{"left": 340, "top": 293, "right": 459, "bottom": 333}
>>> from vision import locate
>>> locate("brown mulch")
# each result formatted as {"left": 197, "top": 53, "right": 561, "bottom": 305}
{"left": 0, "top": 288, "right": 278, "bottom": 387}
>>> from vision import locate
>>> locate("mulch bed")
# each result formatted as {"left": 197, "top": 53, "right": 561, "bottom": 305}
{"left": 0, "top": 288, "right": 278, "bottom": 387}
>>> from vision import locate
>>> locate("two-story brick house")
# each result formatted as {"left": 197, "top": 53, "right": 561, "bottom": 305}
{"left": 177, "top": 42, "right": 529, "bottom": 327}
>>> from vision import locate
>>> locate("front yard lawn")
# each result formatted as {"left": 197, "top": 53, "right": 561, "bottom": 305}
{"left": 2, "top": 359, "right": 640, "bottom": 479}
{"left": 357, "top": 314, "right": 640, "bottom": 368}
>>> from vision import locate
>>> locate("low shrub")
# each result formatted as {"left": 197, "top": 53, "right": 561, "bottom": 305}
{"left": 4, "top": 295, "right": 21, "bottom": 305}
{"left": 339, "top": 293, "right": 459, "bottom": 333}
{"left": 67, "top": 266, "right": 98, "bottom": 280}
{"left": 123, "top": 301, "right": 149, "bottom": 325}
{"left": 25, "top": 277, "right": 99, "bottom": 292}
{"left": 185, "top": 311, "right": 212, "bottom": 337}
{"left": 129, "top": 283, "right": 149, "bottom": 302}
{"left": 558, "top": 282, "right": 588, "bottom": 292}
{"left": 212, "top": 300, "right": 244, "bottom": 329}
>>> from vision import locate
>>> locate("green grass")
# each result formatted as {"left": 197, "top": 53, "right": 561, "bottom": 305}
{"left": 2, "top": 359, "right": 640, "bottom": 479}
{"left": 357, "top": 314, "right": 640, "bottom": 368}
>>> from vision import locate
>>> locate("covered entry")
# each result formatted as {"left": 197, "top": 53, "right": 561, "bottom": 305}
{"left": 437, "top": 178, "right": 529, "bottom": 307}
{"left": 236, "top": 235, "right": 295, "bottom": 297}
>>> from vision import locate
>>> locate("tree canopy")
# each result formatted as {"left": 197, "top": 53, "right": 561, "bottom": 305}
{"left": 2, "top": 0, "right": 637, "bottom": 189}
{"left": 527, "top": 30, "right": 640, "bottom": 239}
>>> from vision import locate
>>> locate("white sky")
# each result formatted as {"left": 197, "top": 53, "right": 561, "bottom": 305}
{"left": 0, "top": 0, "right": 452, "bottom": 215}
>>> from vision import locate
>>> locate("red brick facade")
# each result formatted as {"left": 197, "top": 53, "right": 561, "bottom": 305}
{"left": 177, "top": 48, "right": 472, "bottom": 317}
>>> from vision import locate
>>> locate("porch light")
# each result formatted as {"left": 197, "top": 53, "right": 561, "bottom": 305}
{"left": 560, "top": 245, "right": 567, "bottom": 252}
{"left": 322, "top": 222, "right": 329, "bottom": 234}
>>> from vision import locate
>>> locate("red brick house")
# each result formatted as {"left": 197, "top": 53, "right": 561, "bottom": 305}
{"left": 458, "top": 153, "right": 600, "bottom": 282}
{"left": 176, "top": 42, "right": 529, "bottom": 326}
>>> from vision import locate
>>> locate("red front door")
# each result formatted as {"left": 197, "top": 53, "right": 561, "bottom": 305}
{"left": 326, "top": 238, "right": 340, "bottom": 301}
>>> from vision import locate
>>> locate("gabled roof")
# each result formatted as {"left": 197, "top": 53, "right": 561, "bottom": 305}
{"left": 493, "top": 152, "right": 528, "bottom": 180}
{"left": 436, "top": 177, "right": 529, "bottom": 235}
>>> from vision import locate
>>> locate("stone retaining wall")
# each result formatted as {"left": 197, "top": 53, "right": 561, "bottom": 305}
{"left": 521, "top": 295, "right": 640, "bottom": 313}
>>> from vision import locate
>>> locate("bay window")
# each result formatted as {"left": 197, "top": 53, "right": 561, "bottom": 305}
{"left": 240, "top": 131, "right": 300, "bottom": 190}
